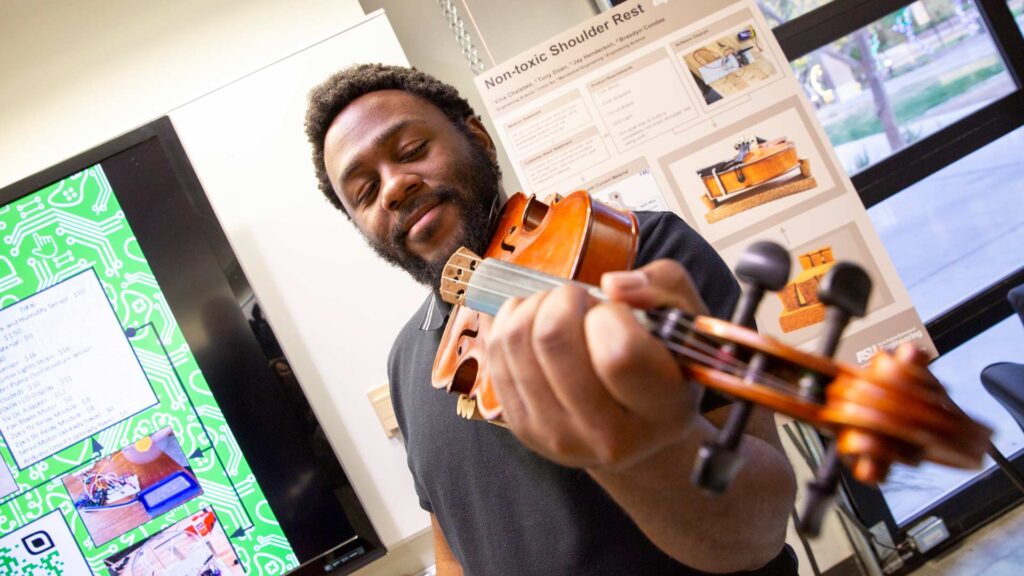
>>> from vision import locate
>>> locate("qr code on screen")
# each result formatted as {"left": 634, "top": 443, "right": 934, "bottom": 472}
{"left": 0, "top": 513, "right": 90, "bottom": 576}
{"left": 0, "top": 544, "right": 67, "bottom": 576}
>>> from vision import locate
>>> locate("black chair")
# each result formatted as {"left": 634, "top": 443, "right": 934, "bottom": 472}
{"left": 980, "top": 284, "right": 1024, "bottom": 492}
{"left": 981, "top": 284, "right": 1024, "bottom": 430}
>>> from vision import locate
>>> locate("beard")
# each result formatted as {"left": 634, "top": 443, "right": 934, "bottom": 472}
{"left": 366, "top": 138, "right": 500, "bottom": 290}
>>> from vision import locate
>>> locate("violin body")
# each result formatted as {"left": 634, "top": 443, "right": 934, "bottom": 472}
{"left": 431, "top": 191, "right": 638, "bottom": 420}
{"left": 697, "top": 138, "right": 799, "bottom": 203}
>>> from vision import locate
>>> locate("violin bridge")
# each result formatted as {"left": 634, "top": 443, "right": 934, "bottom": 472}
{"left": 440, "top": 247, "right": 482, "bottom": 306}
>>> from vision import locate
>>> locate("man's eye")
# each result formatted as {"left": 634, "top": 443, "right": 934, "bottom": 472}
{"left": 357, "top": 181, "right": 379, "bottom": 205}
{"left": 400, "top": 141, "right": 427, "bottom": 161}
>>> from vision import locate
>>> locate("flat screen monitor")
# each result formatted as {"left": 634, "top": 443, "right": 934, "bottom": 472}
{"left": 0, "top": 117, "right": 383, "bottom": 575}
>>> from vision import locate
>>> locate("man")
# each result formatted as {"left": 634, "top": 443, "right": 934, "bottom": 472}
{"left": 305, "top": 64, "right": 797, "bottom": 575}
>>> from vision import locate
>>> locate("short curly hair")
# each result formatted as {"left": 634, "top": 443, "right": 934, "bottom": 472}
{"left": 304, "top": 63, "right": 479, "bottom": 215}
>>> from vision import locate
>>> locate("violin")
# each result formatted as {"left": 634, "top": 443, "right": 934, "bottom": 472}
{"left": 431, "top": 190, "right": 639, "bottom": 420}
{"left": 431, "top": 190, "right": 991, "bottom": 534}
{"left": 697, "top": 137, "right": 800, "bottom": 207}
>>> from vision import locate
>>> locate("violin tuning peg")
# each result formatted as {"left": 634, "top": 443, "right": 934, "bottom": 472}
{"left": 797, "top": 448, "right": 843, "bottom": 536}
{"left": 819, "top": 262, "right": 872, "bottom": 320}
{"left": 731, "top": 241, "right": 791, "bottom": 328}
{"left": 692, "top": 401, "right": 756, "bottom": 494}
{"left": 799, "top": 262, "right": 873, "bottom": 401}
{"left": 735, "top": 241, "right": 791, "bottom": 291}
{"left": 816, "top": 262, "right": 872, "bottom": 358}
{"left": 693, "top": 444, "right": 744, "bottom": 494}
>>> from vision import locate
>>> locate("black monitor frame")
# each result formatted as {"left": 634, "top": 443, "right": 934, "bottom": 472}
{"left": 0, "top": 116, "right": 385, "bottom": 575}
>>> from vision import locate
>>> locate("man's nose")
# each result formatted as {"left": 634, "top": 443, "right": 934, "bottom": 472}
{"left": 379, "top": 170, "right": 423, "bottom": 212}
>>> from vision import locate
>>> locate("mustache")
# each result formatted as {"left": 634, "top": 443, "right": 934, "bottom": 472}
{"left": 390, "top": 186, "right": 459, "bottom": 243}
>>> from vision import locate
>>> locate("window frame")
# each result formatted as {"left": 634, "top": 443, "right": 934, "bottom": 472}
{"left": 770, "top": 0, "right": 1024, "bottom": 571}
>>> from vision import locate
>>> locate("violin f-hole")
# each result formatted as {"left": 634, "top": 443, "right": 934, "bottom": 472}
{"left": 498, "top": 197, "right": 551, "bottom": 253}
{"left": 521, "top": 195, "right": 549, "bottom": 232}
{"left": 500, "top": 225, "right": 517, "bottom": 253}
{"left": 456, "top": 327, "right": 479, "bottom": 357}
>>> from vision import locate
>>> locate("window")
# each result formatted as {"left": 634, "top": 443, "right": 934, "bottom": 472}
{"left": 868, "top": 125, "right": 1024, "bottom": 321}
{"left": 792, "top": 0, "right": 1014, "bottom": 175}
{"left": 879, "top": 315, "right": 1024, "bottom": 522}
{"left": 757, "top": 0, "right": 837, "bottom": 25}
{"left": 773, "top": 0, "right": 1024, "bottom": 563}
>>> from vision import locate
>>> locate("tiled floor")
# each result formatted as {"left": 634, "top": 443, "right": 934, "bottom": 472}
{"left": 912, "top": 503, "right": 1024, "bottom": 576}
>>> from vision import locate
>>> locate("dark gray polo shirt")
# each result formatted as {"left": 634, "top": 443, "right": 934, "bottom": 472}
{"left": 387, "top": 211, "right": 797, "bottom": 575}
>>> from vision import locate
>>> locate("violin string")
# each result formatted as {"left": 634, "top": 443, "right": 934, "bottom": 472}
{"left": 657, "top": 326, "right": 800, "bottom": 393}
{"left": 441, "top": 273, "right": 801, "bottom": 392}
{"left": 441, "top": 265, "right": 792, "bottom": 386}
{"left": 444, "top": 268, "right": 725, "bottom": 358}
{"left": 442, "top": 265, "right": 803, "bottom": 395}
{"left": 444, "top": 266, "right": 734, "bottom": 364}
{"left": 657, "top": 338, "right": 799, "bottom": 397}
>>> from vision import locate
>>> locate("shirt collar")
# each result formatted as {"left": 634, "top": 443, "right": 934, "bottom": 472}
{"left": 419, "top": 290, "right": 452, "bottom": 331}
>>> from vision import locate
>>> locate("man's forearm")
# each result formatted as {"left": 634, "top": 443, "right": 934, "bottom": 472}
{"left": 588, "top": 412, "right": 796, "bottom": 573}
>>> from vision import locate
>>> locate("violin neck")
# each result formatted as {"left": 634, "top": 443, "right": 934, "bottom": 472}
{"left": 440, "top": 249, "right": 684, "bottom": 343}
{"left": 452, "top": 256, "right": 606, "bottom": 316}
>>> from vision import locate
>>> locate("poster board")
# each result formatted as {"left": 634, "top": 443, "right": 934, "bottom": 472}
{"left": 473, "top": 0, "right": 935, "bottom": 365}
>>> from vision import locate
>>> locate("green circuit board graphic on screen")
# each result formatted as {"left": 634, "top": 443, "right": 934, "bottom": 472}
{"left": 0, "top": 165, "right": 298, "bottom": 574}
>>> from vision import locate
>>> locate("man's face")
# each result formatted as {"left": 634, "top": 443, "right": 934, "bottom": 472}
{"left": 323, "top": 90, "right": 499, "bottom": 288}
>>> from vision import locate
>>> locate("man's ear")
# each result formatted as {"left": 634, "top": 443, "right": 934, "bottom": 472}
{"left": 463, "top": 115, "right": 498, "bottom": 162}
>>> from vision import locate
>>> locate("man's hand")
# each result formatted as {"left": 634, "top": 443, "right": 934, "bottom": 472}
{"left": 484, "top": 258, "right": 796, "bottom": 572}
{"left": 483, "top": 259, "right": 705, "bottom": 472}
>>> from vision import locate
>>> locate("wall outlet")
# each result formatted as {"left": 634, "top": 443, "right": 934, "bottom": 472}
{"left": 367, "top": 384, "right": 399, "bottom": 438}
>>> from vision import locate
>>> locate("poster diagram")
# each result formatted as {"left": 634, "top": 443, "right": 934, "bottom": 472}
{"left": 475, "top": 0, "right": 935, "bottom": 364}
{"left": 678, "top": 18, "right": 781, "bottom": 106}
{"left": 659, "top": 97, "right": 841, "bottom": 246}
{"left": 0, "top": 166, "right": 298, "bottom": 574}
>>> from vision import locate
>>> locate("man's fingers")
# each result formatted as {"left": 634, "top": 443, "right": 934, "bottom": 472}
{"left": 489, "top": 294, "right": 565, "bottom": 424}
{"left": 533, "top": 285, "right": 624, "bottom": 431}
{"left": 584, "top": 301, "right": 694, "bottom": 423}
{"left": 601, "top": 259, "right": 708, "bottom": 315}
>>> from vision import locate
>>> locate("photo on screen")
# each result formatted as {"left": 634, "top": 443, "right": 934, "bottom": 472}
{"left": 62, "top": 428, "right": 202, "bottom": 545}
{"left": 103, "top": 506, "right": 243, "bottom": 576}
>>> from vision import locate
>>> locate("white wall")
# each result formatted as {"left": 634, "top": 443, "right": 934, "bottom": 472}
{"left": 0, "top": 0, "right": 364, "bottom": 186}
{"left": 170, "top": 12, "right": 431, "bottom": 548}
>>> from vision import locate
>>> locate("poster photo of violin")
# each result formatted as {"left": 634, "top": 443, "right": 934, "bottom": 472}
{"left": 678, "top": 19, "right": 781, "bottom": 106}
{"left": 719, "top": 221, "right": 895, "bottom": 350}
{"left": 659, "top": 97, "right": 843, "bottom": 246}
